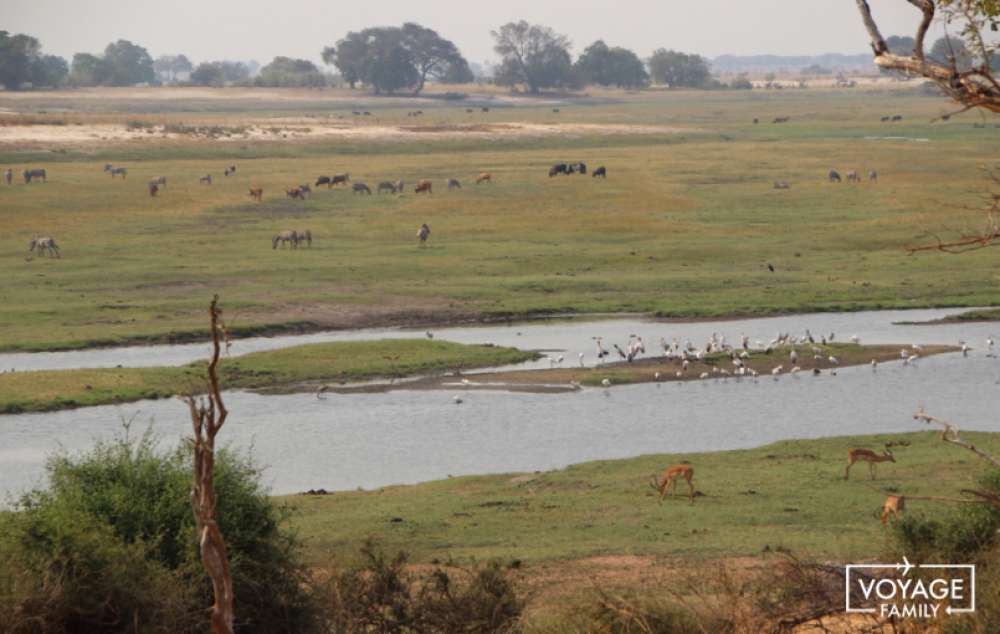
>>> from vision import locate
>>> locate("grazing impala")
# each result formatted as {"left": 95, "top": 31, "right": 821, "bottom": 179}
{"left": 248, "top": 187, "right": 263, "bottom": 201}
{"left": 476, "top": 172, "right": 492, "bottom": 184}
{"left": 845, "top": 445, "right": 895, "bottom": 480}
{"left": 650, "top": 464, "right": 695, "bottom": 503}
{"left": 881, "top": 495, "right": 905, "bottom": 526}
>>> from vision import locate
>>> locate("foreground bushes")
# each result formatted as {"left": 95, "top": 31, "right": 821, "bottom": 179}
{"left": 0, "top": 428, "right": 316, "bottom": 633}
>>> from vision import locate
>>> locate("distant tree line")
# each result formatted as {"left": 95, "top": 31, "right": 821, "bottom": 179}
{"left": 8, "top": 23, "right": 976, "bottom": 93}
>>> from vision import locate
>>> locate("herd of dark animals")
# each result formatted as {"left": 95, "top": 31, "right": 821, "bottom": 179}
{"left": 773, "top": 168, "right": 877, "bottom": 189}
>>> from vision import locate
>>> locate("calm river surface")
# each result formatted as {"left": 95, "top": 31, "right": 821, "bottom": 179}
{"left": 1, "top": 308, "right": 997, "bottom": 500}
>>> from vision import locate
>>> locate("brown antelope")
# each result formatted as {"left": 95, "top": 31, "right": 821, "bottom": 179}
{"left": 881, "top": 495, "right": 905, "bottom": 526}
{"left": 476, "top": 172, "right": 492, "bottom": 184}
{"left": 845, "top": 445, "right": 895, "bottom": 480}
{"left": 415, "top": 179, "right": 432, "bottom": 194}
{"left": 248, "top": 187, "right": 263, "bottom": 201}
{"left": 650, "top": 464, "right": 695, "bottom": 503}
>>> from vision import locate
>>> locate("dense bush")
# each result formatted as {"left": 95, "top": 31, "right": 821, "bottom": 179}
{"left": 321, "top": 539, "right": 522, "bottom": 633}
{"left": 0, "top": 427, "right": 318, "bottom": 633}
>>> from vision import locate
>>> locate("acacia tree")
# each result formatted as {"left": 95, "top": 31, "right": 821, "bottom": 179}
{"left": 855, "top": 0, "right": 999, "bottom": 113}
{"left": 491, "top": 21, "right": 575, "bottom": 93}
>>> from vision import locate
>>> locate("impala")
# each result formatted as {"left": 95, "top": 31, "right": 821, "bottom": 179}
{"left": 650, "top": 464, "right": 695, "bottom": 503}
{"left": 881, "top": 495, "right": 905, "bottom": 526}
{"left": 845, "top": 446, "right": 895, "bottom": 480}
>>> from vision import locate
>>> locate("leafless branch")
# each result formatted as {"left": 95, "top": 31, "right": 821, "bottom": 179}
{"left": 856, "top": 0, "right": 1000, "bottom": 113}
{"left": 914, "top": 408, "right": 1000, "bottom": 468}
{"left": 183, "top": 295, "right": 235, "bottom": 634}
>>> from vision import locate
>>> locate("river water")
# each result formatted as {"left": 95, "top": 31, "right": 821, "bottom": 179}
{"left": 1, "top": 308, "right": 997, "bottom": 500}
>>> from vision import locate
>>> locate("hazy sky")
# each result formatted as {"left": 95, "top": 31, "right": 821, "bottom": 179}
{"left": 6, "top": 1, "right": 934, "bottom": 66}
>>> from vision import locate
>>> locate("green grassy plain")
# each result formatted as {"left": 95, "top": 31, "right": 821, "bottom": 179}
{"left": 1, "top": 89, "right": 998, "bottom": 352}
{"left": 0, "top": 339, "right": 535, "bottom": 413}
{"left": 284, "top": 430, "right": 1000, "bottom": 565}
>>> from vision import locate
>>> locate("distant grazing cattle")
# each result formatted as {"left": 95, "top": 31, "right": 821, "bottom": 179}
{"left": 148, "top": 182, "right": 159, "bottom": 197}
{"left": 549, "top": 163, "right": 568, "bottom": 177}
{"left": 286, "top": 187, "right": 305, "bottom": 199}
{"left": 29, "top": 236, "right": 60, "bottom": 257}
{"left": 753, "top": 118, "right": 759, "bottom": 124}
{"left": 772, "top": 116, "right": 790, "bottom": 123}
{"left": 466, "top": 108, "right": 474, "bottom": 113}
{"left": 418, "top": 223, "right": 430, "bottom": 245}
{"left": 331, "top": 173, "right": 350, "bottom": 186}
{"left": 552, "top": 108, "right": 560, "bottom": 113}
{"left": 352, "top": 182, "right": 372, "bottom": 195}
{"left": 447, "top": 178, "right": 461, "bottom": 190}
{"left": 846, "top": 170, "right": 860, "bottom": 183}
{"left": 377, "top": 181, "right": 397, "bottom": 194}
{"left": 199, "top": 174, "right": 212, "bottom": 185}
{"left": 415, "top": 180, "right": 432, "bottom": 194}
{"left": 891, "top": 115, "right": 903, "bottom": 121}
{"left": 315, "top": 176, "right": 332, "bottom": 188}
{"left": 828, "top": 170, "right": 842, "bottom": 183}
{"left": 150, "top": 176, "right": 167, "bottom": 188}
{"left": 272, "top": 230, "right": 300, "bottom": 249}
{"left": 248, "top": 187, "right": 263, "bottom": 201}
{"left": 298, "top": 184, "right": 312, "bottom": 197}
{"left": 592, "top": 166, "right": 607, "bottom": 178}
{"left": 571, "top": 162, "right": 587, "bottom": 175}
{"left": 773, "top": 181, "right": 790, "bottom": 189}
{"left": 23, "top": 168, "right": 46, "bottom": 183}
{"left": 881, "top": 116, "right": 891, "bottom": 122}
{"left": 868, "top": 170, "right": 878, "bottom": 182}
{"left": 224, "top": 165, "right": 236, "bottom": 176}
{"left": 476, "top": 172, "right": 492, "bottom": 184}
{"left": 4, "top": 169, "right": 12, "bottom": 185}
{"left": 481, "top": 107, "right": 490, "bottom": 112}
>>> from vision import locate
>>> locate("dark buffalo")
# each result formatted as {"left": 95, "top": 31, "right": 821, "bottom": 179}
{"left": 316, "top": 176, "right": 332, "bottom": 188}
{"left": 23, "top": 168, "right": 46, "bottom": 183}
{"left": 377, "top": 181, "right": 397, "bottom": 194}
{"left": 352, "top": 182, "right": 372, "bottom": 195}
{"left": 592, "top": 166, "right": 607, "bottom": 178}
{"left": 828, "top": 170, "right": 842, "bottom": 183}
{"left": 331, "top": 173, "right": 350, "bottom": 186}
{"left": 549, "top": 163, "right": 568, "bottom": 177}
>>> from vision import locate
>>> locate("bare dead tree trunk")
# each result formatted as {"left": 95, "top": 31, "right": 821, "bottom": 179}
{"left": 855, "top": 0, "right": 1000, "bottom": 114}
{"left": 184, "top": 296, "right": 235, "bottom": 634}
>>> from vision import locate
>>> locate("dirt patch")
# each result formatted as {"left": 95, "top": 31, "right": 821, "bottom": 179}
{"left": 0, "top": 120, "right": 695, "bottom": 148}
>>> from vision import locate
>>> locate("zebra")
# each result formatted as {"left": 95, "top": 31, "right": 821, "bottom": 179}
{"left": 29, "top": 236, "right": 60, "bottom": 258}
{"left": 377, "top": 181, "right": 397, "bottom": 194}
{"left": 224, "top": 165, "right": 236, "bottom": 176}
{"left": 104, "top": 164, "right": 127, "bottom": 178}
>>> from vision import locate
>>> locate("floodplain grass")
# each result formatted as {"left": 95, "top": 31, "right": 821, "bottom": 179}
{"left": 0, "top": 88, "right": 997, "bottom": 354}
{"left": 283, "top": 431, "right": 1000, "bottom": 567}
{"left": 0, "top": 339, "right": 536, "bottom": 413}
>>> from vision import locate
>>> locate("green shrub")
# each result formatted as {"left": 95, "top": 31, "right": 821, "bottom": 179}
{"left": 322, "top": 539, "right": 522, "bottom": 633}
{"left": 0, "top": 426, "right": 318, "bottom": 633}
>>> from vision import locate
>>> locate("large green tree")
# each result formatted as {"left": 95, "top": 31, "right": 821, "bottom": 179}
{"left": 647, "top": 49, "right": 711, "bottom": 88}
{"left": 491, "top": 21, "right": 575, "bottom": 93}
{"left": 0, "top": 31, "right": 67, "bottom": 89}
{"left": 255, "top": 56, "right": 326, "bottom": 87}
{"left": 102, "top": 40, "right": 155, "bottom": 86}
{"left": 574, "top": 40, "right": 648, "bottom": 88}
{"left": 323, "top": 24, "right": 469, "bottom": 94}
{"left": 154, "top": 54, "right": 193, "bottom": 84}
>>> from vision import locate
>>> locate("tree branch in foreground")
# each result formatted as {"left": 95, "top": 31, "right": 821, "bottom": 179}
{"left": 856, "top": 0, "right": 1000, "bottom": 113}
{"left": 184, "top": 295, "right": 235, "bottom": 634}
